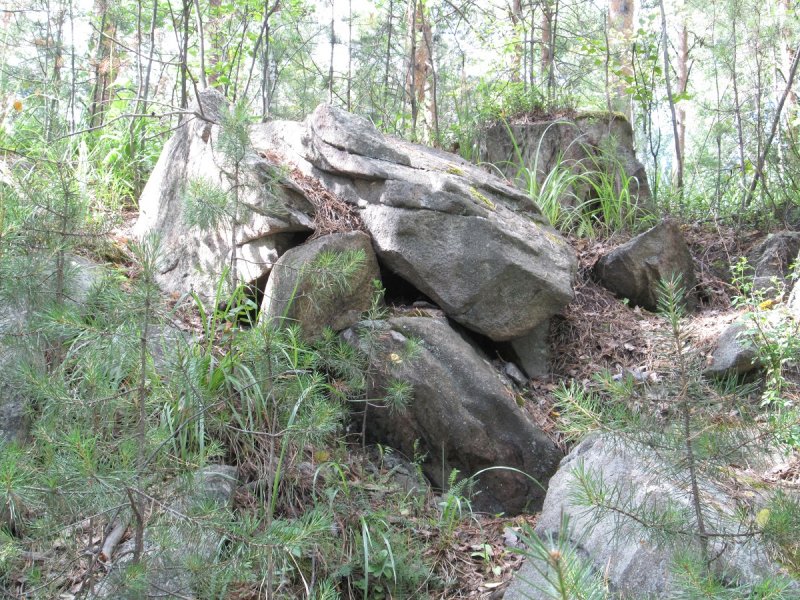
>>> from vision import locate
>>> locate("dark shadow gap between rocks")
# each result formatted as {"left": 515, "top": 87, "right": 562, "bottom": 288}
{"left": 378, "top": 265, "right": 435, "bottom": 307}
{"left": 241, "top": 271, "right": 271, "bottom": 326}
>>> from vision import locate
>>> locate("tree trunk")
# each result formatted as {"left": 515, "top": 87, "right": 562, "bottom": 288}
{"left": 181, "top": 0, "right": 190, "bottom": 107}
{"left": 261, "top": 2, "right": 280, "bottom": 120}
{"left": 329, "top": 0, "right": 335, "bottom": 103}
{"left": 206, "top": 0, "right": 222, "bottom": 86}
{"left": 347, "top": 0, "right": 353, "bottom": 111}
{"left": 658, "top": 0, "right": 683, "bottom": 197}
{"left": 406, "top": 0, "right": 418, "bottom": 139}
{"left": 731, "top": 10, "right": 747, "bottom": 192}
{"left": 193, "top": 0, "right": 207, "bottom": 88}
{"left": 420, "top": 1, "right": 437, "bottom": 143}
{"left": 744, "top": 39, "right": 800, "bottom": 208}
{"left": 406, "top": 0, "right": 435, "bottom": 143}
{"left": 382, "top": 0, "right": 394, "bottom": 119}
{"left": 509, "top": 0, "right": 524, "bottom": 83}
{"left": 46, "top": 6, "right": 66, "bottom": 141}
{"left": 541, "top": 0, "right": 557, "bottom": 100}
{"left": 541, "top": 1, "right": 552, "bottom": 84}
{"left": 780, "top": 0, "right": 797, "bottom": 124}
{"left": 89, "top": 0, "right": 117, "bottom": 129}
{"left": 608, "top": 0, "right": 634, "bottom": 121}
{"left": 676, "top": 17, "right": 688, "bottom": 178}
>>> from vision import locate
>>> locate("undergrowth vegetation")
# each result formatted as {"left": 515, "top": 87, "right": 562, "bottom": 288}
{"left": 531, "top": 276, "right": 800, "bottom": 598}
{"left": 496, "top": 120, "right": 657, "bottom": 239}
{"left": 0, "top": 236, "right": 467, "bottom": 596}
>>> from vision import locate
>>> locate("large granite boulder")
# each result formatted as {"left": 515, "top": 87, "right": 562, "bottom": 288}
{"left": 252, "top": 104, "right": 576, "bottom": 342}
{"left": 138, "top": 97, "right": 576, "bottom": 346}
{"left": 594, "top": 220, "right": 697, "bottom": 312}
{"left": 261, "top": 231, "right": 380, "bottom": 339}
{"left": 133, "top": 89, "right": 315, "bottom": 301}
{"left": 506, "top": 435, "right": 798, "bottom": 599}
{"left": 343, "top": 316, "right": 563, "bottom": 514}
{"left": 479, "top": 113, "right": 652, "bottom": 212}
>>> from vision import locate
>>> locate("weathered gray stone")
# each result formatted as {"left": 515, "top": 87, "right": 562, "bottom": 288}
{"left": 261, "top": 231, "right": 380, "bottom": 338}
{"left": 503, "top": 361, "right": 529, "bottom": 387}
{"left": 479, "top": 114, "right": 652, "bottom": 212}
{"left": 343, "top": 316, "right": 562, "bottom": 514}
{"left": 704, "top": 322, "right": 760, "bottom": 378}
{"left": 133, "top": 89, "right": 315, "bottom": 301}
{"left": 594, "top": 220, "right": 697, "bottom": 312}
{"left": 510, "top": 320, "right": 550, "bottom": 378}
{"left": 252, "top": 104, "right": 577, "bottom": 342}
{"left": 746, "top": 232, "right": 800, "bottom": 295}
{"left": 91, "top": 465, "right": 239, "bottom": 599}
{"left": 505, "top": 435, "right": 798, "bottom": 599}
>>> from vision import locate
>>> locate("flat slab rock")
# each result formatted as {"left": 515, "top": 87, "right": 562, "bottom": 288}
{"left": 505, "top": 435, "right": 798, "bottom": 599}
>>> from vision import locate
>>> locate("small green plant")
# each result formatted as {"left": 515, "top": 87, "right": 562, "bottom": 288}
{"left": 551, "top": 276, "right": 800, "bottom": 597}
{"left": 437, "top": 468, "right": 473, "bottom": 541}
{"left": 731, "top": 257, "right": 800, "bottom": 413}
{"left": 500, "top": 119, "right": 590, "bottom": 233}
{"left": 470, "top": 543, "right": 503, "bottom": 577}
{"left": 499, "top": 120, "right": 653, "bottom": 238}
{"left": 760, "top": 492, "right": 800, "bottom": 574}
{"left": 513, "top": 512, "right": 608, "bottom": 599}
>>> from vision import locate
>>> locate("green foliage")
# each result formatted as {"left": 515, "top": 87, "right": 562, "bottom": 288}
{"left": 299, "top": 248, "right": 368, "bottom": 314}
{"left": 553, "top": 276, "right": 800, "bottom": 597}
{"left": 448, "top": 81, "right": 546, "bottom": 160}
{"left": 350, "top": 514, "right": 435, "bottom": 599}
{"left": 0, "top": 442, "right": 36, "bottom": 533}
{"left": 761, "top": 492, "right": 800, "bottom": 574}
{"left": 217, "top": 100, "right": 252, "bottom": 168}
{"left": 513, "top": 512, "right": 608, "bottom": 600}
{"left": 183, "top": 178, "right": 232, "bottom": 231}
{"left": 436, "top": 468, "right": 473, "bottom": 541}
{"left": 501, "top": 120, "right": 653, "bottom": 237}
{"left": 553, "top": 379, "right": 640, "bottom": 443}
{"left": 732, "top": 257, "right": 800, "bottom": 416}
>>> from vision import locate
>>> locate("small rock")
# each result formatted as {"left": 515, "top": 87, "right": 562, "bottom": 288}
{"left": 704, "top": 322, "right": 759, "bottom": 378}
{"left": 594, "top": 220, "right": 697, "bottom": 312}
{"left": 503, "top": 362, "right": 528, "bottom": 386}
{"left": 509, "top": 321, "right": 551, "bottom": 378}
{"left": 260, "top": 231, "right": 380, "bottom": 339}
